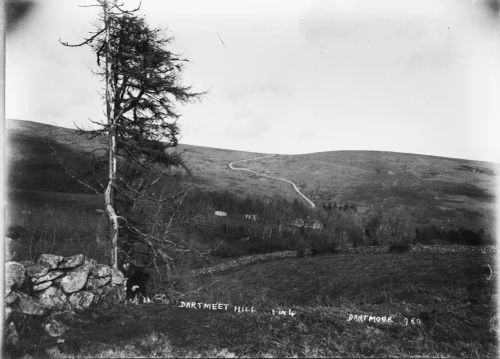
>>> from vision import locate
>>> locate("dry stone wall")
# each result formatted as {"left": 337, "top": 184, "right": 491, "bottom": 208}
{"left": 345, "top": 244, "right": 496, "bottom": 255}
{"left": 190, "top": 245, "right": 496, "bottom": 276}
{"left": 190, "top": 250, "right": 298, "bottom": 275}
{"left": 5, "top": 253, "right": 126, "bottom": 320}
{"left": 410, "top": 244, "right": 495, "bottom": 254}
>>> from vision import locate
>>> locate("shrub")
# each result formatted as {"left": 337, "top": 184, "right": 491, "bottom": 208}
{"left": 310, "top": 236, "right": 338, "bottom": 256}
{"left": 414, "top": 226, "right": 442, "bottom": 245}
{"left": 447, "top": 228, "right": 487, "bottom": 246}
{"left": 415, "top": 226, "right": 489, "bottom": 246}
{"left": 247, "top": 236, "right": 292, "bottom": 254}
{"left": 6, "top": 225, "right": 30, "bottom": 240}
{"left": 212, "top": 242, "right": 246, "bottom": 258}
{"left": 389, "top": 240, "right": 411, "bottom": 253}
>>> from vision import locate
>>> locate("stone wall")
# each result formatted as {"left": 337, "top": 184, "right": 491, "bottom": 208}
{"left": 345, "top": 244, "right": 496, "bottom": 255}
{"left": 410, "top": 244, "right": 495, "bottom": 255}
{"left": 190, "top": 245, "right": 496, "bottom": 276}
{"left": 190, "top": 250, "right": 298, "bottom": 275}
{"left": 5, "top": 253, "right": 126, "bottom": 320}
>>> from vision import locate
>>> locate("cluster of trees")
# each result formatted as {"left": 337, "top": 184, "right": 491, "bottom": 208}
{"left": 175, "top": 189, "right": 312, "bottom": 224}
{"left": 361, "top": 208, "right": 413, "bottom": 246}
{"left": 194, "top": 196, "right": 492, "bottom": 259}
{"left": 322, "top": 202, "right": 357, "bottom": 213}
{"left": 166, "top": 190, "right": 356, "bottom": 257}
{"left": 152, "top": 189, "right": 323, "bottom": 257}
{"left": 415, "top": 226, "right": 490, "bottom": 246}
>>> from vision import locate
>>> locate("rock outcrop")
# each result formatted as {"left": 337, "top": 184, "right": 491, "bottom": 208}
{"left": 5, "top": 253, "right": 126, "bottom": 321}
{"left": 6, "top": 262, "right": 26, "bottom": 290}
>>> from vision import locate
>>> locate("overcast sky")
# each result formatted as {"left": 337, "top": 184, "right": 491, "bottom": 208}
{"left": 6, "top": 0, "right": 500, "bottom": 161}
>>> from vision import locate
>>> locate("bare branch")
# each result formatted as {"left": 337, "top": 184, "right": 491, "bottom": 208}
{"left": 46, "top": 139, "right": 101, "bottom": 195}
{"left": 114, "top": 0, "right": 142, "bottom": 14}
{"left": 78, "top": 4, "right": 103, "bottom": 8}
{"left": 59, "top": 28, "right": 105, "bottom": 47}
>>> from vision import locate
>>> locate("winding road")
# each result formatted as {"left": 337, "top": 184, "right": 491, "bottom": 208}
{"left": 228, "top": 154, "right": 316, "bottom": 209}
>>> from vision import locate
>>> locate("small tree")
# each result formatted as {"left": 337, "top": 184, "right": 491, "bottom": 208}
{"left": 378, "top": 208, "right": 413, "bottom": 245}
{"left": 61, "top": 1, "right": 201, "bottom": 269}
{"left": 364, "top": 208, "right": 384, "bottom": 246}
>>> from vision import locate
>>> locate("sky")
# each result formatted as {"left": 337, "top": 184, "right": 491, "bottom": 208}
{"left": 5, "top": 0, "right": 500, "bottom": 162}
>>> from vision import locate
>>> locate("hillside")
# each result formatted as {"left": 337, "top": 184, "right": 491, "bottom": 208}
{"left": 5, "top": 120, "right": 497, "bottom": 358}
{"left": 232, "top": 151, "right": 497, "bottom": 234}
{"left": 6, "top": 119, "right": 497, "bottom": 237}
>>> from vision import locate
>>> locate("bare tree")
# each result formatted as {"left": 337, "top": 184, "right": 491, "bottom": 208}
{"left": 61, "top": 0, "right": 202, "bottom": 269}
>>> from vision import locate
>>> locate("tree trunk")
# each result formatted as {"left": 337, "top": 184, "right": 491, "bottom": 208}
{"left": 103, "top": 0, "right": 119, "bottom": 270}
{"left": 105, "top": 175, "right": 119, "bottom": 270}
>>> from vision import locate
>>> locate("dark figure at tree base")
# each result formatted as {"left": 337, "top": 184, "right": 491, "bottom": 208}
{"left": 123, "top": 261, "right": 151, "bottom": 304}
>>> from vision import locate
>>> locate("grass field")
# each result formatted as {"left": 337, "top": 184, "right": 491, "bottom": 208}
{"left": 7, "top": 252, "right": 496, "bottom": 358}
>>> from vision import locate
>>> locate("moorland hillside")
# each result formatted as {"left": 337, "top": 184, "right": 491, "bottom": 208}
{"left": 7, "top": 119, "right": 496, "bottom": 238}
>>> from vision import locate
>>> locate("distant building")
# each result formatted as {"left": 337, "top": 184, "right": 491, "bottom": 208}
{"left": 291, "top": 218, "right": 305, "bottom": 228}
{"left": 311, "top": 221, "right": 323, "bottom": 230}
{"left": 244, "top": 214, "right": 258, "bottom": 221}
{"left": 291, "top": 217, "right": 323, "bottom": 231}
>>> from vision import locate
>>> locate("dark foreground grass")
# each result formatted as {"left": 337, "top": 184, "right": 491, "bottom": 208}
{"left": 5, "top": 252, "right": 497, "bottom": 358}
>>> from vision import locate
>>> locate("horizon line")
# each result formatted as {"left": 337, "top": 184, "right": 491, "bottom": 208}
{"left": 6, "top": 118, "right": 498, "bottom": 164}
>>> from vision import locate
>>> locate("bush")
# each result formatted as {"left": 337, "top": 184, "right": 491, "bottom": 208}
{"left": 415, "top": 226, "right": 489, "bottom": 246}
{"left": 389, "top": 240, "right": 411, "bottom": 253}
{"left": 447, "top": 228, "right": 487, "bottom": 246}
{"left": 296, "top": 248, "right": 306, "bottom": 258}
{"left": 310, "top": 236, "right": 338, "bottom": 256}
{"left": 212, "top": 242, "right": 246, "bottom": 258}
{"left": 415, "top": 226, "right": 441, "bottom": 245}
{"left": 247, "top": 236, "right": 293, "bottom": 254}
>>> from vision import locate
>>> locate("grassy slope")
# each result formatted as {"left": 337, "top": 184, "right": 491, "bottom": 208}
{"left": 6, "top": 119, "right": 295, "bottom": 203}
{"left": 10, "top": 252, "right": 496, "bottom": 358}
{"left": 238, "top": 151, "right": 497, "bottom": 232}
{"left": 7, "top": 119, "right": 497, "bottom": 236}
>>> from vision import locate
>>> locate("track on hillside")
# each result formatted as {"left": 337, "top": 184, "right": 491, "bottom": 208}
{"left": 228, "top": 155, "right": 316, "bottom": 209}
